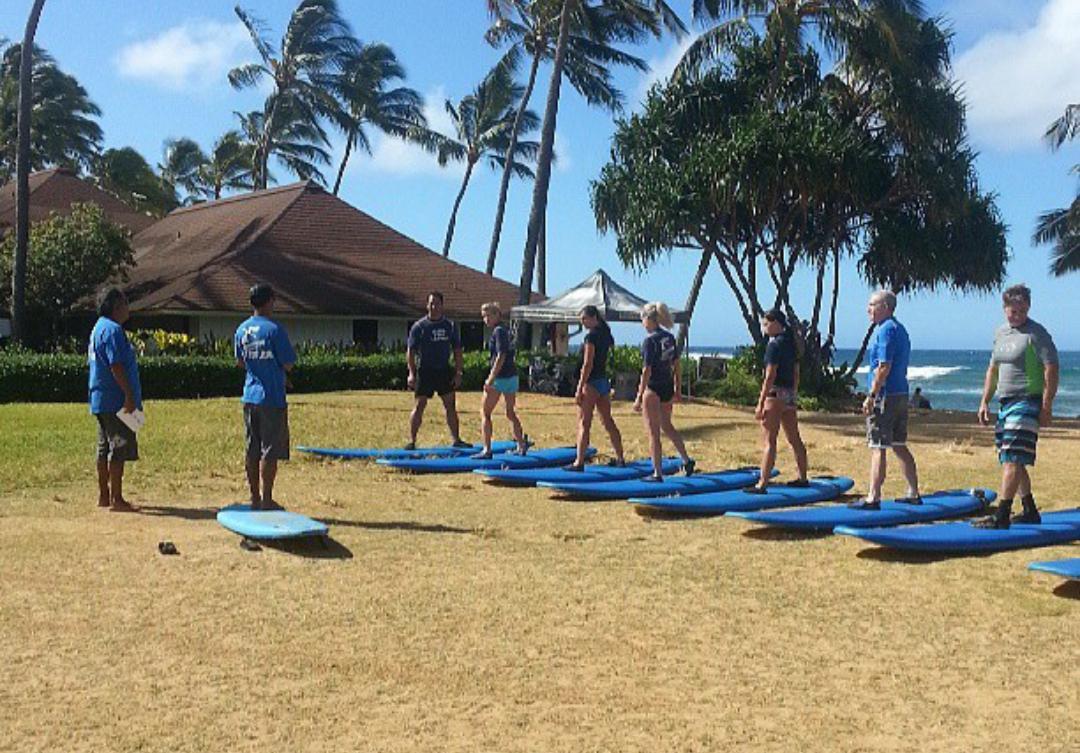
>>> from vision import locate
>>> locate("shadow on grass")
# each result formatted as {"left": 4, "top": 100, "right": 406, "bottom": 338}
{"left": 741, "top": 526, "right": 832, "bottom": 542}
{"left": 679, "top": 422, "right": 743, "bottom": 441}
{"left": 258, "top": 536, "right": 354, "bottom": 560}
{"left": 631, "top": 507, "right": 718, "bottom": 522}
{"left": 1051, "top": 580, "right": 1080, "bottom": 600}
{"left": 320, "top": 517, "right": 475, "bottom": 535}
{"left": 855, "top": 546, "right": 994, "bottom": 564}
{"left": 138, "top": 504, "right": 219, "bottom": 521}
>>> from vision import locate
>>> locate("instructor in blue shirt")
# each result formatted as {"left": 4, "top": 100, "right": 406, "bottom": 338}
{"left": 851, "top": 290, "right": 921, "bottom": 509}
{"left": 88, "top": 287, "right": 142, "bottom": 512}
{"left": 235, "top": 284, "right": 296, "bottom": 510}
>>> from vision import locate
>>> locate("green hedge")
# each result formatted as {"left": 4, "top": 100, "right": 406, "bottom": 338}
{"left": 0, "top": 350, "right": 503, "bottom": 403}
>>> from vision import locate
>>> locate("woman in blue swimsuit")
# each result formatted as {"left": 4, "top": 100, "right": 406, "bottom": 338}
{"left": 474, "top": 303, "right": 528, "bottom": 458}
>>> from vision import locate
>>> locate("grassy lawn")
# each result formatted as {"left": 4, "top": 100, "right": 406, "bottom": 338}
{"left": 1, "top": 391, "right": 1077, "bottom": 752}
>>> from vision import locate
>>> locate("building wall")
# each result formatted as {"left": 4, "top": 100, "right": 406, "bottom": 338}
{"left": 192, "top": 315, "right": 353, "bottom": 345}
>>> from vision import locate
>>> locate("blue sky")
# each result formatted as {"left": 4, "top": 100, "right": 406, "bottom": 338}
{"left": 2, "top": 0, "right": 1078, "bottom": 349}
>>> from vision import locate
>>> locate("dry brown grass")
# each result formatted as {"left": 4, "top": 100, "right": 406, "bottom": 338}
{"left": 1, "top": 391, "right": 1077, "bottom": 753}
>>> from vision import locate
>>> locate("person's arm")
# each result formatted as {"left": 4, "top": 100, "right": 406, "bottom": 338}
{"left": 486, "top": 354, "right": 504, "bottom": 388}
{"left": 453, "top": 346, "right": 464, "bottom": 389}
{"left": 577, "top": 343, "right": 595, "bottom": 402}
{"left": 109, "top": 363, "right": 136, "bottom": 414}
{"left": 862, "top": 362, "right": 891, "bottom": 415}
{"left": 977, "top": 365, "right": 998, "bottom": 425}
{"left": 793, "top": 362, "right": 801, "bottom": 395}
{"left": 756, "top": 364, "right": 778, "bottom": 420}
{"left": 634, "top": 365, "right": 650, "bottom": 412}
{"left": 1041, "top": 364, "right": 1059, "bottom": 426}
{"left": 407, "top": 348, "right": 417, "bottom": 389}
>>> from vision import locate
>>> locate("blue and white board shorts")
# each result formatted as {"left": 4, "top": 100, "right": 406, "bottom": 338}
{"left": 493, "top": 375, "right": 519, "bottom": 394}
{"left": 996, "top": 397, "right": 1040, "bottom": 466}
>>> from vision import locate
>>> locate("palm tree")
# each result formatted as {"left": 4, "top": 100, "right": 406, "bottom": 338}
{"left": 159, "top": 138, "right": 209, "bottom": 204}
{"left": 0, "top": 43, "right": 102, "bottom": 181}
{"left": 483, "top": 0, "right": 659, "bottom": 275}
{"left": 436, "top": 59, "right": 540, "bottom": 258}
{"left": 236, "top": 107, "right": 331, "bottom": 186}
{"left": 228, "top": 0, "right": 357, "bottom": 189}
{"left": 328, "top": 42, "right": 432, "bottom": 196}
{"left": 1034, "top": 104, "right": 1080, "bottom": 276}
{"left": 91, "top": 147, "right": 178, "bottom": 216}
{"left": 515, "top": 0, "right": 685, "bottom": 314}
{"left": 159, "top": 132, "right": 255, "bottom": 203}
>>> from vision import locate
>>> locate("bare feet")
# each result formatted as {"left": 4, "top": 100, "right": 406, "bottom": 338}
{"left": 250, "top": 497, "right": 263, "bottom": 511}
{"left": 98, "top": 496, "right": 111, "bottom": 508}
{"left": 261, "top": 499, "right": 284, "bottom": 511}
{"left": 109, "top": 499, "right": 137, "bottom": 513}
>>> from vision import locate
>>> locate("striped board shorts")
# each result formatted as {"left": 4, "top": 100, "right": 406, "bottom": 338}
{"left": 995, "top": 397, "right": 1041, "bottom": 466}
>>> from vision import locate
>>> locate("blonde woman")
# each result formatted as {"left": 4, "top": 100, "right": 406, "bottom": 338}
{"left": 474, "top": 303, "right": 528, "bottom": 459}
{"left": 634, "top": 302, "right": 694, "bottom": 481}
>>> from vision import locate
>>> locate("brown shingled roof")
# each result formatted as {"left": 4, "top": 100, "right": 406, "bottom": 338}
{"left": 126, "top": 181, "right": 535, "bottom": 319}
{"left": 0, "top": 168, "right": 156, "bottom": 235}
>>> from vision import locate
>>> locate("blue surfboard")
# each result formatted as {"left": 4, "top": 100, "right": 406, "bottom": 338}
{"left": 729, "top": 488, "right": 995, "bottom": 531}
{"left": 632, "top": 476, "right": 855, "bottom": 515}
{"left": 298, "top": 440, "right": 516, "bottom": 460}
{"left": 376, "top": 446, "right": 590, "bottom": 474}
{"left": 836, "top": 508, "right": 1080, "bottom": 553}
{"left": 1028, "top": 558, "right": 1080, "bottom": 581}
{"left": 538, "top": 467, "right": 775, "bottom": 500}
{"left": 475, "top": 458, "right": 683, "bottom": 486}
{"left": 217, "top": 504, "right": 329, "bottom": 540}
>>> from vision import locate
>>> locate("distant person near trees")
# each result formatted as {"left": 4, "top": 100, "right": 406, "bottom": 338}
{"left": 88, "top": 287, "right": 142, "bottom": 512}
{"left": 976, "top": 284, "right": 1059, "bottom": 528}
{"left": 235, "top": 284, "right": 296, "bottom": 511}
{"left": 406, "top": 292, "right": 469, "bottom": 450}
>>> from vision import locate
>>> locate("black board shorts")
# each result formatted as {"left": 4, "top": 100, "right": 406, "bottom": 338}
{"left": 244, "top": 403, "right": 290, "bottom": 461}
{"left": 416, "top": 368, "right": 454, "bottom": 398}
{"left": 647, "top": 383, "right": 675, "bottom": 403}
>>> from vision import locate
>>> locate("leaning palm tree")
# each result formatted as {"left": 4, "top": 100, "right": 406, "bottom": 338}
{"left": 201, "top": 131, "right": 256, "bottom": 199}
{"left": 512, "top": 0, "right": 685, "bottom": 312}
{"left": 436, "top": 59, "right": 540, "bottom": 258}
{"left": 236, "top": 107, "right": 332, "bottom": 186}
{"left": 328, "top": 42, "right": 434, "bottom": 196}
{"left": 1034, "top": 104, "right": 1080, "bottom": 276}
{"left": 228, "top": 0, "right": 357, "bottom": 189}
{"left": 159, "top": 137, "right": 209, "bottom": 204}
{"left": 483, "top": 0, "right": 660, "bottom": 274}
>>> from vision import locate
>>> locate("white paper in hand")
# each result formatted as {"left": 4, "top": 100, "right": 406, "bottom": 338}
{"left": 117, "top": 409, "right": 146, "bottom": 434}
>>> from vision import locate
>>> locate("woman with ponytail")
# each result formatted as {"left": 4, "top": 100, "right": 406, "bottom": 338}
{"left": 566, "top": 305, "right": 626, "bottom": 471}
{"left": 635, "top": 302, "right": 694, "bottom": 481}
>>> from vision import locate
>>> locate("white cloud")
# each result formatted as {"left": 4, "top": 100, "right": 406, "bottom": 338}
{"left": 953, "top": 0, "right": 1080, "bottom": 151}
{"left": 635, "top": 33, "right": 700, "bottom": 105}
{"left": 360, "top": 86, "right": 459, "bottom": 179}
{"left": 115, "top": 20, "right": 251, "bottom": 91}
{"left": 553, "top": 131, "right": 572, "bottom": 173}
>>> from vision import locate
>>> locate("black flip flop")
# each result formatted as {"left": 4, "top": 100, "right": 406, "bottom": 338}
{"left": 157, "top": 541, "right": 178, "bottom": 556}
{"left": 240, "top": 538, "right": 262, "bottom": 552}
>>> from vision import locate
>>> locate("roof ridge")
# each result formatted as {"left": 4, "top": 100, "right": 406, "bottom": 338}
{"left": 166, "top": 180, "right": 314, "bottom": 217}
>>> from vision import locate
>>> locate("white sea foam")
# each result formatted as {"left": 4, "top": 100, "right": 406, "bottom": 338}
{"left": 854, "top": 365, "right": 967, "bottom": 380}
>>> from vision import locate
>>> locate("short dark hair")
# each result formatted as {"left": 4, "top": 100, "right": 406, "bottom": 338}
{"left": 97, "top": 287, "right": 127, "bottom": 318}
{"left": 763, "top": 308, "right": 787, "bottom": 327}
{"left": 428, "top": 291, "right": 444, "bottom": 304}
{"left": 1002, "top": 284, "right": 1031, "bottom": 307}
{"left": 250, "top": 283, "right": 274, "bottom": 308}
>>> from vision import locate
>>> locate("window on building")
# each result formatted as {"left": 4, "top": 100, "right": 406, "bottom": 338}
{"left": 352, "top": 319, "right": 378, "bottom": 352}
{"left": 460, "top": 321, "right": 485, "bottom": 351}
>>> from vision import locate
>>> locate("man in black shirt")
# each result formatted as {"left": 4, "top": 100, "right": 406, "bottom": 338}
{"left": 406, "top": 292, "right": 469, "bottom": 449}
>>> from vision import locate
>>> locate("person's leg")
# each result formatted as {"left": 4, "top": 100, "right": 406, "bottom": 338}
{"left": 440, "top": 391, "right": 462, "bottom": 443}
{"left": 246, "top": 457, "right": 261, "bottom": 507}
{"left": 594, "top": 393, "right": 625, "bottom": 464}
{"left": 755, "top": 401, "right": 782, "bottom": 490}
{"left": 260, "top": 459, "right": 279, "bottom": 508}
{"left": 108, "top": 460, "right": 134, "bottom": 511}
{"left": 1016, "top": 465, "right": 1032, "bottom": 498}
{"left": 574, "top": 392, "right": 596, "bottom": 468}
{"left": 244, "top": 404, "right": 262, "bottom": 507}
{"left": 889, "top": 401, "right": 918, "bottom": 499}
{"left": 891, "top": 445, "right": 920, "bottom": 498}
{"left": 867, "top": 448, "right": 887, "bottom": 503}
{"left": 97, "top": 459, "right": 110, "bottom": 507}
{"left": 503, "top": 392, "right": 526, "bottom": 451}
{"left": 779, "top": 407, "right": 809, "bottom": 482}
{"left": 479, "top": 388, "right": 500, "bottom": 455}
{"left": 409, "top": 397, "right": 428, "bottom": 446}
{"left": 659, "top": 402, "right": 691, "bottom": 464}
{"left": 642, "top": 390, "right": 664, "bottom": 477}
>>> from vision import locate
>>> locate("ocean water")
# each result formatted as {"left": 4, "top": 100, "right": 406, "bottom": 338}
{"left": 690, "top": 347, "right": 1080, "bottom": 416}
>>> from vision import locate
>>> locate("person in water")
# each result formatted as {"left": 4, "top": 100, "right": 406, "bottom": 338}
{"left": 634, "top": 302, "right": 694, "bottom": 481}
{"left": 746, "top": 308, "right": 809, "bottom": 493}
{"left": 474, "top": 302, "right": 528, "bottom": 459}
{"left": 566, "top": 305, "right": 626, "bottom": 471}
{"left": 975, "top": 284, "right": 1058, "bottom": 528}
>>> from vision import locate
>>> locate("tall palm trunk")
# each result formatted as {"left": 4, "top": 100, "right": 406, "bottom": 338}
{"left": 536, "top": 209, "right": 546, "bottom": 294}
{"left": 443, "top": 159, "right": 476, "bottom": 257}
{"left": 11, "top": 0, "right": 46, "bottom": 344}
{"left": 518, "top": 0, "right": 575, "bottom": 342}
{"left": 486, "top": 49, "right": 542, "bottom": 275}
{"left": 332, "top": 132, "right": 354, "bottom": 196}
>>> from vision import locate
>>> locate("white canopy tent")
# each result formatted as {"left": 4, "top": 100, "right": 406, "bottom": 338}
{"left": 509, "top": 269, "right": 688, "bottom": 324}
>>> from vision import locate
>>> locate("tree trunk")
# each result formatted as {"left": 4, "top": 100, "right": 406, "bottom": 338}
{"left": 846, "top": 322, "right": 875, "bottom": 377}
{"left": 809, "top": 252, "right": 826, "bottom": 338}
{"left": 827, "top": 247, "right": 840, "bottom": 345}
{"left": 537, "top": 208, "right": 546, "bottom": 295}
{"left": 332, "top": 133, "right": 354, "bottom": 196}
{"left": 676, "top": 247, "right": 711, "bottom": 352}
{"left": 487, "top": 49, "right": 542, "bottom": 275}
{"left": 12, "top": 0, "right": 46, "bottom": 345}
{"left": 443, "top": 160, "right": 475, "bottom": 257}
{"left": 517, "top": 0, "right": 574, "bottom": 345}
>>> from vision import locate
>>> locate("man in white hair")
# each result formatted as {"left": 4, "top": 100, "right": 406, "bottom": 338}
{"left": 850, "top": 290, "right": 921, "bottom": 509}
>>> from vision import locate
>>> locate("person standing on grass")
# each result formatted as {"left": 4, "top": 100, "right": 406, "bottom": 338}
{"left": 235, "top": 284, "right": 296, "bottom": 511}
{"left": 850, "top": 290, "right": 922, "bottom": 510}
{"left": 975, "top": 284, "right": 1059, "bottom": 528}
{"left": 474, "top": 303, "right": 528, "bottom": 459}
{"left": 746, "top": 309, "right": 808, "bottom": 494}
{"left": 88, "top": 287, "right": 142, "bottom": 512}
{"left": 406, "top": 292, "right": 469, "bottom": 450}
{"left": 566, "top": 305, "right": 625, "bottom": 471}
{"left": 634, "top": 302, "right": 695, "bottom": 481}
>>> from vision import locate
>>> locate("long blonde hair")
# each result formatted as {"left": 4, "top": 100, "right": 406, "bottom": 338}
{"left": 641, "top": 301, "right": 674, "bottom": 330}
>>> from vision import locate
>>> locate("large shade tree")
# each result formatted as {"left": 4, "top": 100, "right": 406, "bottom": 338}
{"left": 435, "top": 58, "right": 540, "bottom": 258}
{"left": 229, "top": 0, "right": 356, "bottom": 189}
{"left": 1034, "top": 104, "right": 1080, "bottom": 276}
{"left": 592, "top": 30, "right": 1007, "bottom": 377}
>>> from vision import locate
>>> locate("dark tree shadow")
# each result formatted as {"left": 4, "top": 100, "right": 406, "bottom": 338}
{"left": 319, "top": 517, "right": 475, "bottom": 535}
{"left": 1051, "top": 580, "right": 1080, "bottom": 600}
{"left": 631, "top": 506, "right": 718, "bottom": 521}
{"left": 138, "top": 504, "right": 219, "bottom": 521}
{"left": 742, "top": 526, "right": 832, "bottom": 542}
{"left": 855, "top": 546, "right": 995, "bottom": 564}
